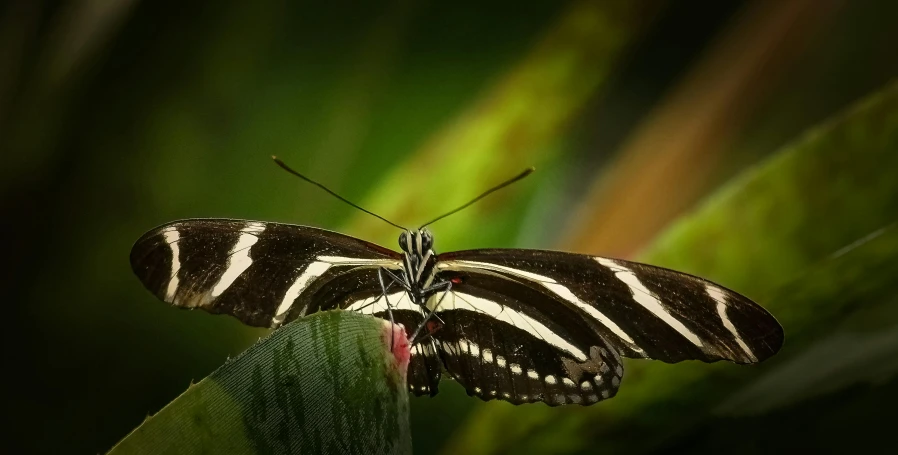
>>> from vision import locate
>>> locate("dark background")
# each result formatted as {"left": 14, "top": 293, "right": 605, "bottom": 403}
{"left": 2, "top": 1, "right": 896, "bottom": 453}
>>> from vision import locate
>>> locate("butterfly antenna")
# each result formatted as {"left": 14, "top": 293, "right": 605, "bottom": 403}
{"left": 272, "top": 156, "right": 408, "bottom": 231}
{"left": 419, "top": 167, "right": 535, "bottom": 229}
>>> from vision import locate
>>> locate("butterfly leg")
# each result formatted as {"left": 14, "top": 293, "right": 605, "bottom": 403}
{"left": 381, "top": 267, "right": 411, "bottom": 292}
{"left": 409, "top": 280, "right": 452, "bottom": 344}
{"left": 376, "top": 268, "right": 399, "bottom": 350}
{"left": 377, "top": 266, "right": 421, "bottom": 350}
{"left": 420, "top": 280, "right": 450, "bottom": 325}
{"left": 352, "top": 269, "right": 397, "bottom": 314}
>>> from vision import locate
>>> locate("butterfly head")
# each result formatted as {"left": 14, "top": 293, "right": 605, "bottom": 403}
{"left": 399, "top": 228, "right": 434, "bottom": 257}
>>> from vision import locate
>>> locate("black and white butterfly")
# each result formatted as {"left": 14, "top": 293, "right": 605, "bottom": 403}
{"left": 130, "top": 161, "right": 783, "bottom": 406}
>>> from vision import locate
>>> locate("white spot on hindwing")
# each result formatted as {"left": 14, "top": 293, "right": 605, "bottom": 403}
{"left": 467, "top": 341, "right": 480, "bottom": 357}
{"left": 459, "top": 339, "right": 481, "bottom": 357}
{"left": 441, "top": 341, "right": 457, "bottom": 356}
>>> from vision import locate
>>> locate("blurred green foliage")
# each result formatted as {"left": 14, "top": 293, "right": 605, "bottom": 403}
{"left": 2, "top": 1, "right": 896, "bottom": 454}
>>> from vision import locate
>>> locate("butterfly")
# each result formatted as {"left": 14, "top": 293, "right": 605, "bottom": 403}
{"left": 130, "top": 158, "right": 783, "bottom": 406}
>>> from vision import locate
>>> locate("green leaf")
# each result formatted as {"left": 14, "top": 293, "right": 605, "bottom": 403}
{"left": 108, "top": 310, "right": 411, "bottom": 455}
{"left": 444, "top": 81, "right": 898, "bottom": 454}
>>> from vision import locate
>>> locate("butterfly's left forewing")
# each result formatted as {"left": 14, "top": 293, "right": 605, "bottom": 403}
{"left": 130, "top": 218, "right": 403, "bottom": 327}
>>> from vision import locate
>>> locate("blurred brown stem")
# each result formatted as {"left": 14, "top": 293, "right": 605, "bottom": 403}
{"left": 562, "top": 0, "right": 841, "bottom": 258}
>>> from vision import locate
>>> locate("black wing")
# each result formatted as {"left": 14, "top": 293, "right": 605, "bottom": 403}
{"left": 130, "top": 218, "right": 403, "bottom": 327}
{"left": 130, "top": 218, "right": 441, "bottom": 396}
{"left": 429, "top": 249, "right": 783, "bottom": 405}
{"left": 433, "top": 295, "right": 623, "bottom": 406}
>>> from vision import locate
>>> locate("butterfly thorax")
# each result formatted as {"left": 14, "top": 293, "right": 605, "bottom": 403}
{"left": 398, "top": 229, "right": 438, "bottom": 303}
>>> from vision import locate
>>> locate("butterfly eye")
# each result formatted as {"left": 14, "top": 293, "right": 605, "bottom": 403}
{"left": 421, "top": 232, "right": 434, "bottom": 251}
{"left": 398, "top": 231, "right": 409, "bottom": 251}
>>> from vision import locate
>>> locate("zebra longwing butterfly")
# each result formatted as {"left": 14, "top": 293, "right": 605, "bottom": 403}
{"left": 130, "top": 160, "right": 783, "bottom": 406}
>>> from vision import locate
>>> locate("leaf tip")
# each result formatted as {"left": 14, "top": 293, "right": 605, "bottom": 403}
{"left": 381, "top": 321, "right": 411, "bottom": 378}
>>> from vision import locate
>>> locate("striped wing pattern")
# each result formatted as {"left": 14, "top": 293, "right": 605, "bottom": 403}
{"left": 130, "top": 219, "right": 402, "bottom": 327}
{"left": 131, "top": 219, "right": 784, "bottom": 406}
{"left": 434, "top": 249, "right": 783, "bottom": 364}
{"left": 434, "top": 307, "right": 623, "bottom": 406}
{"left": 130, "top": 218, "right": 443, "bottom": 397}
{"left": 426, "top": 249, "right": 782, "bottom": 405}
